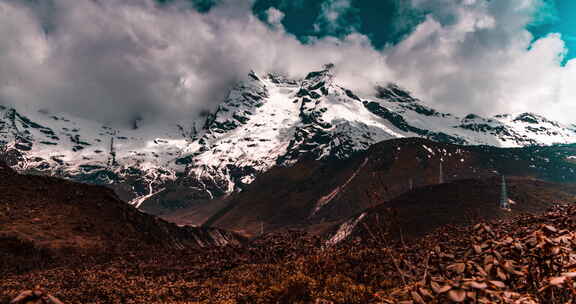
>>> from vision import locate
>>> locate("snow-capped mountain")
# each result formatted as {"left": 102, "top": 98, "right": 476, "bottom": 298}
{"left": 1, "top": 66, "right": 576, "bottom": 211}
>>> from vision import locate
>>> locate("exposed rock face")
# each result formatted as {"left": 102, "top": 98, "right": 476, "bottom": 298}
{"left": 1, "top": 68, "right": 576, "bottom": 215}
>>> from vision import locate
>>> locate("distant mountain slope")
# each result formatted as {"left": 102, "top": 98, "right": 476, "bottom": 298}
{"left": 180, "top": 138, "right": 576, "bottom": 237}
{"left": 2, "top": 67, "right": 576, "bottom": 212}
{"left": 0, "top": 161, "right": 242, "bottom": 271}
{"left": 325, "top": 177, "right": 576, "bottom": 245}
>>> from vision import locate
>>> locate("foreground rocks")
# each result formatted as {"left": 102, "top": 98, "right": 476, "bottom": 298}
{"left": 378, "top": 204, "right": 576, "bottom": 303}
{"left": 4, "top": 159, "right": 576, "bottom": 303}
{"left": 3, "top": 204, "right": 576, "bottom": 303}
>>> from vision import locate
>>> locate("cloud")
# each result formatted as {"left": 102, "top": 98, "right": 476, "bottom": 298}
{"left": 0, "top": 0, "right": 388, "bottom": 126}
{"left": 383, "top": 0, "right": 576, "bottom": 123}
{"left": 315, "top": 0, "right": 352, "bottom": 29}
{"left": 0, "top": 0, "right": 574, "bottom": 126}
{"left": 313, "top": 0, "right": 360, "bottom": 36}
{"left": 266, "top": 7, "right": 285, "bottom": 27}
{"left": 531, "top": 0, "right": 560, "bottom": 26}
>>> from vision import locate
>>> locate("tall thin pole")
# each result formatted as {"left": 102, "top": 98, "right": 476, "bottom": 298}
{"left": 109, "top": 136, "right": 116, "bottom": 166}
{"left": 500, "top": 175, "right": 509, "bottom": 209}
{"left": 439, "top": 160, "right": 444, "bottom": 184}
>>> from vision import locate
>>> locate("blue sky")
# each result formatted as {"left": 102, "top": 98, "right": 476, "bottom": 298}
{"left": 251, "top": 0, "right": 576, "bottom": 63}
{"left": 529, "top": 0, "right": 576, "bottom": 62}
{"left": 252, "top": 0, "right": 423, "bottom": 48}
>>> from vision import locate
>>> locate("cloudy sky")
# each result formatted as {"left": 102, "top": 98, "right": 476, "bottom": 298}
{"left": 1, "top": 0, "right": 575, "bottom": 125}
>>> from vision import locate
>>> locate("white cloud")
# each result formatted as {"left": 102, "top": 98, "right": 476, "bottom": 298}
{"left": 266, "top": 7, "right": 285, "bottom": 27}
{"left": 0, "top": 0, "right": 574, "bottom": 126}
{"left": 0, "top": 0, "right": 384, "bottom": 126}
{"left": 383, "top": 0, "right": 576, "bottom": 123}
{"left": 321, "top": 0, "right": 352, "bottom": 24}
{"left": 314, "top": 0, "right": 357, "bottom": 34}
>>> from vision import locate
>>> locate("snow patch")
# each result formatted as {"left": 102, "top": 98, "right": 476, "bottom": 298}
{"left": 326, "top": 212, "right": 367, "bottom": 246}
{"left": 422, "top": 145, "right": 435, "bottom": 155}
{"left": 311, "top": 157, "right": 369, "bottom": 217}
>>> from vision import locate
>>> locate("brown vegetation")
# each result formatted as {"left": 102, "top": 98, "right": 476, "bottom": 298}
{"left": 170, "top": 138, "right": 576, "bottom": 237}
{"left": 347, "top": 176, "right": 576, "bottom": 241}
{"left": 4, "top": 158, "right": 576, "bottom": 303}
{"left": 5, "top": 202, "right": 576, "bottom": 303}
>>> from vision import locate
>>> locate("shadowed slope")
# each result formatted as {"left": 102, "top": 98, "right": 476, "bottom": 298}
{"left": 0, "top": 161, "right": 243, "bottom": 274}
{"left": 326, "top": 177, "right": 576, "bottom": 244}
{"left": 172, "top": 138, "right": 576, "bottom": 237}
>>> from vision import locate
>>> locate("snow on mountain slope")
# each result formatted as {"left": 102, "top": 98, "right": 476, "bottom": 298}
{"left": 1, "top": 66, "right": 576, "bottom": 211}
{"left": 0, "top": 103, "right": 189, "bottom": 201}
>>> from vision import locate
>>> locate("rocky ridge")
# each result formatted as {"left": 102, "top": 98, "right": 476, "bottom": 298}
{"left": 1, "top": 67, "right": 576, "bottom": 212}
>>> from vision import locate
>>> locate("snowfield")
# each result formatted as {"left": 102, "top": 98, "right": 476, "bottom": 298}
{"left": 2, "top": 67, "right": 576, "bottom": 206}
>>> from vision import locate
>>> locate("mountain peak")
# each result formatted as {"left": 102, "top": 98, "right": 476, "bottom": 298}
{"left": 374, "top": 83, "right": 418, "bottom": 103}
{"left": 493, "top": 113, "right": 512, "bottom": 119}
{"left": 264, "top": 72, "right": 298, "bottom": 86}
{"left": 304, "top": 64, "right": 335, "bottom": 81}
{"left": 514, "top": 112, "right": 555, "bottom": 125}
{"left": 248, "top": 70, "right": 261, "bottom": 82}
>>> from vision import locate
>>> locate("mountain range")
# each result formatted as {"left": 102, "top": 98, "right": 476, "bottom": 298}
{"left": 4, "top": 67, "right": 576, "bottom": 303}
{"left": 2, "top": 66, "right": 576, "bottom": 223}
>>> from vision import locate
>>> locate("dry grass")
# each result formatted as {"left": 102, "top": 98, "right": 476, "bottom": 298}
{"left": 3, "top": 204, "right": 576, "bottom": 303}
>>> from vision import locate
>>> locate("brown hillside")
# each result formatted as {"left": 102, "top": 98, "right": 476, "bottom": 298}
{"left": 0, "top": 161, "right": 243, "bottom": 275}
{"left": 4, "top": 157, "right": 576, "bottom": 303}
{"left": 182, "top": 138, "right": 576, "bottom": 237}
{"left": 326, "top": 177, "right": 576, "bottom": 243}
